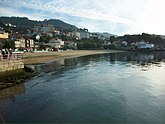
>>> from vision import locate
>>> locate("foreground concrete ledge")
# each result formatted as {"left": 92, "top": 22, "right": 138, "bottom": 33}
{"left": 0, "top": 60, "right": 24, "bottom": 73}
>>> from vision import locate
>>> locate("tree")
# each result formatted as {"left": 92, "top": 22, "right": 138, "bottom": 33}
{"left": 3, "top": 40, "right": 15, "bottom": 49}
{"left": 109, "top": 36, "right": 115, "bottom": 42}
{"left": 40, "top": 36, "right": 51, "bottom": 43}
{"left": 77, "top": 42, "right": 84, "bottom": 49}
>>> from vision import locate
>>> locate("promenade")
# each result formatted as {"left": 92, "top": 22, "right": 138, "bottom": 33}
{"left": 0, "top": 54, "right": 22, "bottom": 61}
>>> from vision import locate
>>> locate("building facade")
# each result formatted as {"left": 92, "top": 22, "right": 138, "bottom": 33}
{"left": 0, "top": 32, "right": 9, "bottom": 39}
{"left": 15, "top": 36, "right": 34, "bottom": 50}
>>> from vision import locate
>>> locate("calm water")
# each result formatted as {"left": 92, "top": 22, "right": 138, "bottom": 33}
{"left": 0, "top": 52, "right": 165, "bottom": 123}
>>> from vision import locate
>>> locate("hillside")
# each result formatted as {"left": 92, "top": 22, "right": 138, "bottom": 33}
{"left": 98, "top": 32, "right": 117, "bottom": 38}
{"left": 0, "top": 16, "right": 78, "bottom": 31}
{"left": 116, "top": 33, "right": 165, "bottom": 47}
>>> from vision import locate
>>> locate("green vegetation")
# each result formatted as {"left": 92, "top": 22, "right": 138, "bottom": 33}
{"left": 3, "top": 40, "right": 15, "bottom": 48}
{"left": 0, "top": 68, "right": 36, "bottom": 90}
{"left": 77, "top": 38, "right": 102, "bottom": 50}
{"left": 57, "top": 34, "right": 76, "bottom": 41}
{"left": 116, "top": 33, "right": 165, "bottom": 47}
{"left": 40, "top": 35, "right": 52, "bottom": 43}
{"left": 0, "top": 17, "right": 78, "bottom": 32}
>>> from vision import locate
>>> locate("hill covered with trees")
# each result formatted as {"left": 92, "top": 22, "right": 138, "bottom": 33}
{"left": 116, "top": 33, "right": 165, "bottom": 47}
{"left": 0, "top": 16, "right": 78, "bottom": 31}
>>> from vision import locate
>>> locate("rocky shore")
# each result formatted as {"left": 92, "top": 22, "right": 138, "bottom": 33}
{"left": 0, "top": 67, "right": 36, "bottom": 90}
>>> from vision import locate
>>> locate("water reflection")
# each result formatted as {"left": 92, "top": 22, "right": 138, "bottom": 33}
{"left": 1, "top": 52, "right": 164, "bottom": 104}
{"left": 109, "top": 52, "right": 165, "bottom": 63}
{"left": 108, "top": 52, "right": 165, "bottom": 71}
{"left": 0, "top": 84, "right": 25, "bottom": 104}
{"left": 37, "top": 52, "right": 165, "bottom": 73}
{"left": 37, "top": 60, "right": 65, "bottom": 73}
{"left": 1, "top": 52, "right": 165, "bottom": 123}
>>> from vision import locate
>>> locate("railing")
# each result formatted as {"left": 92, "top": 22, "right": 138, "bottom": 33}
{"left": 0, "top": 54, "right": 22, "bottom": 61}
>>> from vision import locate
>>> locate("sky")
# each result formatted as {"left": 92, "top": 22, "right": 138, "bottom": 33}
{"left": 0, "top": 0, "right": 165, "bottom": 35}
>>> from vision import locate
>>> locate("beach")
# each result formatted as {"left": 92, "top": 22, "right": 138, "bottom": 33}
{"left": 23, "top": 50, "right": 124, "bottom": 65}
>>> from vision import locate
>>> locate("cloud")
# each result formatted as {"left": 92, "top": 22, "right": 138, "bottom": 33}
{"left": 1, "top": 0, "right": 165, "bottom": 35}
{"left": 0, "top": 5, "right": 46, "bottom": 20}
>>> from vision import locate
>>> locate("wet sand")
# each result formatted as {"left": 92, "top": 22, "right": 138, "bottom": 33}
{"left": 23, "top": 50, "right": 125, "bottom": 65}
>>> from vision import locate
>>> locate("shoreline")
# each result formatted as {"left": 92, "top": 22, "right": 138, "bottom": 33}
{"left": 23, "top": 50, "right": 125, "bottom": 65}
{"left": 0, "top": 68, "right": 36, "bottom": 90}
{"left": 0, "top": 50, "right": 124, "bottom": 90}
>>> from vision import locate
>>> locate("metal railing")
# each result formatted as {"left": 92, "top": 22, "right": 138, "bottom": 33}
{"left": 0, "top": 54, "right": 22, "bottom": 61}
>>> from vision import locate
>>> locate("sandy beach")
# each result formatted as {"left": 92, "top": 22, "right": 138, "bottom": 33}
{"left": 23, "top": 50, "right": 124, "bottom": 65}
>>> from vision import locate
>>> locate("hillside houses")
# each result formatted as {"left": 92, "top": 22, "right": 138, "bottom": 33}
{"left": 67, "top": 32, "right": 80, "bottom": 40}
{"left": 136, "top": 40, "right": 154, "bottom": 49}
{"left": 104, "top": 39, "right": 155, "bottom": 50}
{"left": 31, "top": 24, "right": 56, "bottom": 37}
{"left": 1, "top": 16, "right": 164, "bottom": 51}
{"left": 0, "top": 31, "right": 8, "bottom": 39}
{"left": 14, "top": 35, "right": 34, "bottom": 51}
{"left": 0, "top": 30, "right": 9, "bottom": 49}
{"left": 79, "top": 29, "right": 90, "bottom": 39}
{"left": 45, "top": 38, "right": 64, "bottom": 51}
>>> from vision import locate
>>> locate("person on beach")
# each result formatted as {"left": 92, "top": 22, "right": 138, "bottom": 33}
{"left": 9, "top": 48, "right": 13, "bottom": 60}
{"left": 5, "top": 49, "right": 9, "bottom": 59}
{"left": 2, "top": 50, "right": 5, "bottom": 59}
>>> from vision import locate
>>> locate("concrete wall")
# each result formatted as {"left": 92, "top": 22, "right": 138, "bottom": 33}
{"left": 0, "top": 60, "right": 24, "bottom": 73}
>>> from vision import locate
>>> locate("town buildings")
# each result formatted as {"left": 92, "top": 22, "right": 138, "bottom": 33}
{"left": 14, "top": 35, "right": 34, "bottom": 51}
{"left": 79, "top": 29, "right": 90, "bottom": 39}
{"left": 45, "top": 38, "right": 64, "bottom": 51}
{"left": 136, "top": 40, "right": 154, "bottom": 49}
{"left": 0, "top": 30, "right": 9, "bottom": 49}
{"left": 0, "top": 31, "right": 9, "bottom": 39}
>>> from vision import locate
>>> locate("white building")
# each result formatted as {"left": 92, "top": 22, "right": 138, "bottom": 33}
{"left": 67, "top": 31, "right": 81, "bottom": 39}
{"left": 136, "top": 40, "right": 154, "bottom": 49}
{"left": 34, "top": 24, "right": 55, "bottom": 33}
{"left": 46, "top": 38, "right": 64, "bottom": 49}
{"left": 79, "top": 29, "right": 90, "bottom": 39}
{"left": 15, "top": 36, "right": 34, "bottom": 50}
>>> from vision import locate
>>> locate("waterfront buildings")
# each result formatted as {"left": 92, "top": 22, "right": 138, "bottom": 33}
{"left": 45, "top": 38, "right": 64, "bottom": 50}
{"left": 0, "top": 31, "right": 8, "bottom": 39}
{"left": 14, "top": 35, "right": 34, "bottom": 51}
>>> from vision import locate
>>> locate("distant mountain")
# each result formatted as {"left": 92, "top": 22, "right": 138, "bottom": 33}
{"left": 96, "top": 32, "right": 117, "bottom": 38}
{"left": 0, "top": 16, "right": 78, "bottom": 31}
{"left": 101, "top": 32, "right": 117, "bottom": 37}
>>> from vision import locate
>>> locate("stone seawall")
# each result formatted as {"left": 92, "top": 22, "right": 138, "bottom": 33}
{"left": 0, "top": 60, "right": 24, "bottom": 73}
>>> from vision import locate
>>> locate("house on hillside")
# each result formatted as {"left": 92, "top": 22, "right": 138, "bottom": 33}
{"left": 34, "top": 24, "right": 55, "bottom": 33}
{"left": 89, "top": 33, "right": 101, "bottom": 39}
{"left": 14, "top": 35, "right": 34, "bottom": 51}
{"left": 65, "top": 41, "right": 77, "bottom": 50}
{"left": 0, "top": 32, "right": 9, "bottom": 39}
{"left": 136, "top": 40, "right": 154, "bottom": 49}
{"left": 121, "top": 41, "right": 128, "bottom": 48}
{"left": 45, "top": 38, "right": 64, "bottom": 51}
{"left": 31, "top": 24, "right": 58, "bottom": 37}
{"left": 79, "top": 29, "right": 90, "bottom": 39}
{"left": 0, "top": 30, "right": 9, "bottom": 49}
{"left": 67, "top": 32, "right": 80, "bottom": 40}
